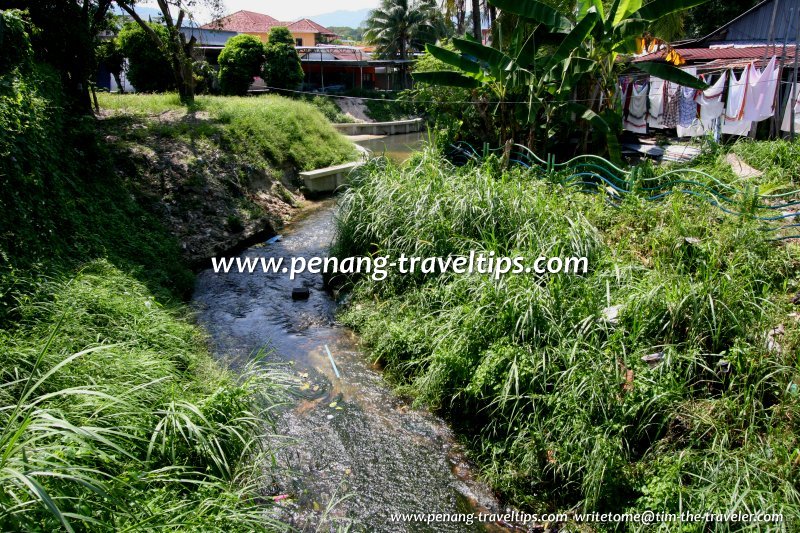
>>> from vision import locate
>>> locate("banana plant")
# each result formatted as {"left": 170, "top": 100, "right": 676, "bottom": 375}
{"left": 413, "top": 0, "right": 709, "bottom": 161}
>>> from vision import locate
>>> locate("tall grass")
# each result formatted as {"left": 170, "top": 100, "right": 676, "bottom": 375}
{"left": 333, "top": 148, "right": 800, "bottom": 527}
{"left": 97, "top": 93, "right": 358, "bottom": 171}
{"left": 0, "top": 261, "right": 290, "bottom": 531}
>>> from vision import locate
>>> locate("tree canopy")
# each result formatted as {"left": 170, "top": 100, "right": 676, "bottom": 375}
{"left": 218, "top": 34, "right": 265, "bottom": 95}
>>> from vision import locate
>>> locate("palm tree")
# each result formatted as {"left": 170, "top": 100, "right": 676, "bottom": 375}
{"left": 365, "top": 0, "right": 444, "bottom": 61}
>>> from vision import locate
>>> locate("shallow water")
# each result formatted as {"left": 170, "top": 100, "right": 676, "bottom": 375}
{"left": 192, "top": 201, "right": 508, "bottom": 531}
{"left": 352, "top": 131, "right": 427, "bottom": 162}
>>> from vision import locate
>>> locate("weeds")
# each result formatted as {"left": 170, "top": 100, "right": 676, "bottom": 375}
{"left": 97, "top": 93, "right": 358, "bottom": 171}
{"left": 333, "top": 148, "right": 800, "bottom": 527}
{"left": 0, "top": 261, "right": 291, "bottom": 531}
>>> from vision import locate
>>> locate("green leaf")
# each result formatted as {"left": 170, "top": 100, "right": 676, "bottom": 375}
{"left": 412, "top": 71, "right": 482, "bottom": 88}
{"left": 544, "top": 11, "right": 599, "bottom": 72}
{"left": 632, "top": 0, "right": 709, "bottom": 22}
{"left": 425, "top": 44, "right": 481, "bottom": 74}
{"left": 613, "top": 0, "right": 642, "bottom": 25}
{"left": 635, "top": 61, "right": 709, "bottom": 90}
{"left": 452, "top": 38, "right": 516, "bottom": 77}
{"left": 565, "top": 104, "right": 623, "bottom": 164}
{"left": 489, "top": 0, "right": 573, "bottom": 32}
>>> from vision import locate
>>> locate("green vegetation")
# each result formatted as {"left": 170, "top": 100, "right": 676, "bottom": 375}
{"left": 0, "top": 16, "right": 334, "bottom": 529}
{"left": 219, "top": 34, "right": 267, "bottom": 96}
{"left": 0, "top": 262, "right": 289, "bottom": 530}
{"left": 263, "top": 27, "right": 304, "bottom": 90}
{"left": 97, "top": 93, "right": 356, "bottom": 171}
{"left": 117, "top": 22, "right": 175, "bottom": 93}
{"left": 414, "top": 0, "right": 708, "bottom": 159}
{"left": 365, "top": 0, "right": 447, "bottom": 62}
{"left": 332, "top": 148, "right": 800, "bottom": 524}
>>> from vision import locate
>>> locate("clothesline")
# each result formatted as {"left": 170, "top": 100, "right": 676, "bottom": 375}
{"left": 620, "top": 56, "right": 800, "bottom": 137}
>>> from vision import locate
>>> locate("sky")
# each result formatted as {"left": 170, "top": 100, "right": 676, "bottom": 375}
{"left": 143, "top": 0, "right": 381, "bottom": 24}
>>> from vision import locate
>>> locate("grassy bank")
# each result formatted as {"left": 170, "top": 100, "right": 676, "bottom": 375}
{"left": 97, "top": 93, "right": 357, "bottom": 172}
{"left": 332, "top": 148, "right": 800, "bottom": 526}
{"left": 0, "top": 42, "right": 298, "bottom": 530}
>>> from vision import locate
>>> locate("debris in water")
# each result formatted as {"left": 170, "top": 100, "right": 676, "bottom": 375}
{"left": 266, "top": 235, "right": 282, "bottom": 244}
{"left": 292, "top": 287, "right": 310, "bottom": 300}
{"left": 324, "top": 344, "right": 341, "bottom": 378}
{"left": 326, "top": 414, "right": 334, "bottom": 420}
{"left": 329, "top": 401, "right": 338, "bottom": 408}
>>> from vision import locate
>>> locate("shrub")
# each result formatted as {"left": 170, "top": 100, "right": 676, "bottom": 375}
{"left": 263, "top": 27, "right": 303, "bottom": 90}
{"left": 117, "top": 22, "right": 174, "bottom": 92}
{"left": 217, "top": 34, "right": 265, "bottom": 96}
{"left": 332, "top": 149, "right": 800, "bottom": 522}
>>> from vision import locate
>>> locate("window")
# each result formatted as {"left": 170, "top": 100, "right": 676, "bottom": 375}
{"left": 295, "top": 38, "right": 303, "bottom": 46}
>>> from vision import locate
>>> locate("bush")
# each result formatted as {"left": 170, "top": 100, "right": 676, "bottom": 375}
{"left": 404, "top": 41, "right": 484, "bottom": 145}
{"left": 117, "top": 22, "right": 174, "bottom": 92}
{"left": 262, "top": 27, "right": 303, "bottom": 90}
{"left": 332, "top": 149, "right": 800, "bottom": 522}
{"left": 217, "top": 34, "right": 265, "bottom": 96}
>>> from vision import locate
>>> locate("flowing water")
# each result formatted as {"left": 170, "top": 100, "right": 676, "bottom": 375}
{"left": 192, "top": 139, "right": 509, "bottom": 531}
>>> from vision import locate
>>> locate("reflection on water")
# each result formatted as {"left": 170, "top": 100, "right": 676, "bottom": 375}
{"left": 352, "top": 131, "right": 427, "bottom": 162}
{"left": 192, "top": 201, "right": 507, "bottom": 531}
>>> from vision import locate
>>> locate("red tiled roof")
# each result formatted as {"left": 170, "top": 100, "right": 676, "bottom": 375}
{"left": 287, "top": 18, "right": 337, "bottom": 36}
{"left": 202, "top": 11, "right": 336, "bottom": 36}
{"left": 634, "top": 46, "right": 797, "bottom": 63}
{"left": 201, "top": 10, "right": 279, "bottom": 32}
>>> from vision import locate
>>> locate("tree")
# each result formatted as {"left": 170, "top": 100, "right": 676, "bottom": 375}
{"left": 262, "top": 27, "right": 304, "bottom": 90}
{"left": 3, "top": 0, "right": 114, "bottom": 113}
{"left": 365, "top": 0, "right": 446, "bottom": 88}
{"left": 414, "top": 0, "right": 710, "bottom": 159}
{"left": 117, "top": 22, "right": 175, "bottom": 92}
{"left": 96, "top": 38, "right": 125, "bottom": 92}
{"left": 365, "top": 0, "right": 444, "bottom": 60}
{"left": 217, "top": 34, "right": 265, "bottom": 95}
{"left": 113, "top": 0, "right": 222, "bottom": 104}
{"left": 267, "top": 26, "right": 295, "bottom": 47}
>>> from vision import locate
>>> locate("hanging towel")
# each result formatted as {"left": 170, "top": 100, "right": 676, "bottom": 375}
{"left": 743, "top": 56, "right": 778, "bottom": 122}
{"left": 678, "top": 86, "right": 698, "bottom": 127}
{"left": 781, "top": 82, "right": 800, "bottom": 132}
{"left": 723, "top": 66, "right": 752, "bottom": 135}
{"left": 648, "top": 77, "right": 666, "bottom": 128}
{"left": 676, "top": 67, "right": 706, "bottom": 137}
{"left": 624, "top": 79, "right": 649, "bottom": 133}
{"left": 663, "top": 81, "right": 679, "bottom": 128}
{"left": 696, "top": 71, "right": 727, "bottom": 123}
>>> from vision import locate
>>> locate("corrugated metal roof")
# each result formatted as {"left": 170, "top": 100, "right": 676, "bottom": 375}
{"left": 634, "top": 46, "right": 797, "bottom": 63}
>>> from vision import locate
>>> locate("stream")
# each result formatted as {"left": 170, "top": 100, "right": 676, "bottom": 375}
{"left": 192, "top": 139, "right": 508, "bottom": 531}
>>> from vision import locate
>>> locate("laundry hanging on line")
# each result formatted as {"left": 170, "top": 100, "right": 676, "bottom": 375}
{"left": 619, "top": 57, "right": 782, "bottom": 137}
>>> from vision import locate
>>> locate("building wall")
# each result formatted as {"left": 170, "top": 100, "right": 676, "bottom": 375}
{"left": 293, "top": 32, "right": 317, "bottom": 46}
{"left": 242, "top": 31, "right": 271, "bottom": 42}
{"left": 241, "top": 30, "right": 317, "bottom": 45}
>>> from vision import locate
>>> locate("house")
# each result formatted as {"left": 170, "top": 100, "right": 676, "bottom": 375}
{"left": 679, "top": 0, "right": 799, "bottom": 47}
{"left": 630, "top": 0, "right": 800, "bottom": 138}
{"left": 201, "top": 10, "right": 336, "bottom": 46}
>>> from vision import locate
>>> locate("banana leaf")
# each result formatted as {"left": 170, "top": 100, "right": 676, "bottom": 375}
{"left": 412, "top": 71, "right": 482, "bottom": 89}
{"left": 635, "top": 61, "right": 709, "bottom": 90}
{"left": 489, "top": 0, "right": 573, "bottom": 33}
{"left": 632, "top": 0, "right": 709, "bottom": 22}
{"left": 425, "top": 44, "right": 482, "bottom": 75}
